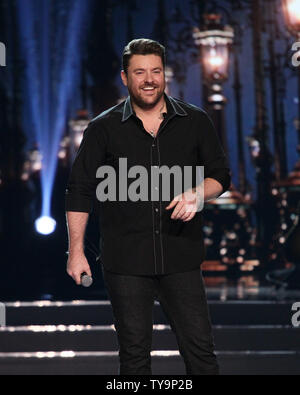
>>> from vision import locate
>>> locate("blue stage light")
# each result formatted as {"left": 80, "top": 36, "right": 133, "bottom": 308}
{"left": 16, "top": 0, "right": 91, "bottom": 236}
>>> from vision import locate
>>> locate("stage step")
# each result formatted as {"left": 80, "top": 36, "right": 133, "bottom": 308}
{"left": 0, "top": 325, "right": 299, "bottom": 352}
{"left": 0, "top": 351, "right": 299, "bottom": 375}
{"left": 3, "top": 300, "right": 295, "bottom": 326}
{"left": 1, "top": 300, "right": 298, "bottom": 375}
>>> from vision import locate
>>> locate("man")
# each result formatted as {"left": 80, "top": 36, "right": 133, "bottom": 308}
{"left": 65, "top": 38, "right": 231, "bottom": 375}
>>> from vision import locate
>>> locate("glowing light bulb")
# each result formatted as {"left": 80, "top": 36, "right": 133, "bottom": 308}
{"left": 35, "top": 216, "right": 56, "bottom": 235}
{"left": 209, "top": 55, "right": 223, "bottom": 67}
{"left": 287, "top": 0, "right": 300, "bottom": 22}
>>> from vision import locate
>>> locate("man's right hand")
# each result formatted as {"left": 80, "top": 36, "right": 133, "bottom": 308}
{"left": 66, "top": 252, "right": 92, "bottom": 285}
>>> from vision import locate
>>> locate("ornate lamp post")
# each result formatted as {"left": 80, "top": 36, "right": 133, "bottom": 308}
{"left": 280, "top": 0, "right": 300, "bottom": 187}
{"left": 282, "top": 0, "right": 300, "bottom": 36}
{"left": 193, "top": 14, "right": 254, "bottom": 273}
{"left": 195, "top": 21, "right": 232, "bottom": 83}
{"left": 264, "top": 0, "right": 300, "bottom": 277}
{"left": 193, "top": 13, "right": 248, "bottom": 207}
{"left": 193, "top": 14, "right": 233, "bottom": 156}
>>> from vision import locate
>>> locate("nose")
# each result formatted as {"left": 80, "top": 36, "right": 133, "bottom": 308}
{"left": 144, "top": 71, "right": 154, "bottom": 84}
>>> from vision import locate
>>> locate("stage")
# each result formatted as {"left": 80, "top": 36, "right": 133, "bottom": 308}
{"left": 1, "top": 0, "right": 300, "bottom": 378}
{"left": 0, "top": 278, "right": 299, "bottom": 375}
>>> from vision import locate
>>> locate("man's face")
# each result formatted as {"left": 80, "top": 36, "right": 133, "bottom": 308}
{"left": 121, "top": 54, "right": 165, "bottom": 109}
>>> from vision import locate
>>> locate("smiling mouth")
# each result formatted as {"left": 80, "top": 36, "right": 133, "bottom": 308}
{"left": 141, "top": 87, "right": 156, "bottom": 91}
{"left": 141, "top": 87, "right": 156, "bottom": 96}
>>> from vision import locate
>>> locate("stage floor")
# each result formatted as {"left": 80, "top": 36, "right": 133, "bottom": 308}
{"left": 0, "top": 298, "right": 299, "bottom": 375}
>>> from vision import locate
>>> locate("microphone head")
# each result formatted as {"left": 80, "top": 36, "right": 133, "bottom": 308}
{"left": 81, "top": 273, "right": 93, "bottom": 287}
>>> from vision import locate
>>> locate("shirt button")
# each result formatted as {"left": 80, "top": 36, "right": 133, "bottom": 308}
{"left": 155, "top": 208, "right": 159, "bottom": 213}
{"left": 154, "top": 187, "right": 158, "bottom": 191}
{"left": 155, "top": 230, "right": 160, "bottom": 234}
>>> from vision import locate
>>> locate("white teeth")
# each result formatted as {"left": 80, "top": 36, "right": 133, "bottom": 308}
{"left": 143, "top": 87, "right": 155, "bottom": 90}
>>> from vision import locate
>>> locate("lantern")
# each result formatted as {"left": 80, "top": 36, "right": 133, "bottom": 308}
{"left": 193, "top": 14, "right": 233, "bottom": 84}
{"left": 282, "top": 0, "right": 300, "bottom": 37}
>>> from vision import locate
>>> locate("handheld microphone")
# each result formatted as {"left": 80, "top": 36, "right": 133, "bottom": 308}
{"left": 80, "top": 272, "right": 93, "bottom": 287}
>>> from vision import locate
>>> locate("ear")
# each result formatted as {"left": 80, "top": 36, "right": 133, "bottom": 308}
{"left": 120, "top": 70, "right": 128, "bottom": 87}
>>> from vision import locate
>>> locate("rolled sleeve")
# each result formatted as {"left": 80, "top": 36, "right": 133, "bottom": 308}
{"left": 65, "top": 121, "right": 107, "bottom": 213}
{"left": 197, "top": 111, "right": 231, "bottom": 194}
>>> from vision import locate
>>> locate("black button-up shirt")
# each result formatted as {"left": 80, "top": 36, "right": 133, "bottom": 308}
{"left": 65, "top": 93, "right": 231, "bottom": 275}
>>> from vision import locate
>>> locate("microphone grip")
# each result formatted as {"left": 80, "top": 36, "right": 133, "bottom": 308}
{"left": 80, "top": 272, "right": 93, "bottom": 287}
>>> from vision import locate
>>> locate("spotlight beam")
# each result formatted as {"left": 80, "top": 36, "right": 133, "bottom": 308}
{"left": 16, "top": 0, "right": 91, "bottom": 231}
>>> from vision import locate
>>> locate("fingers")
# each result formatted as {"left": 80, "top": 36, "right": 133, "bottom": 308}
{"left": 165, "top": 200, "right": 177, "bottom": 210}
{"left": 85, "top": 266, "right": 92, "bottom": 277}
{"left": 74, "top": 272, "right": 82, "bottom": 286}
{"left": 67, "top": 270, "right": 82, "bottom": 285}
{"left": 66, "top": 269, "right": 81, "bottom": 285}
{"left": 174, "top": 206, "right": 196, "bottom": 221}
{"left": 165, "top": 194, "right": 181, "bottom": 210}
{"left": 76, "top": 269, "right": 92, "bottom": 285}
{"left": 169, "top": 197, "right": 196, "bottom": 221}
{"left": 171, "top": 202, "right": 185, "bottom": 219}
{"left": 166, "top": 192, "right": 197, "bottom": 221}
{"left": 180, "top": 210, "right": 192, "bottom": 221}
{"left": 67, "top": 259, "right": 92, "bottom": 285}
{"left": 182, "top": 211, "right": 196, "bottom": 222}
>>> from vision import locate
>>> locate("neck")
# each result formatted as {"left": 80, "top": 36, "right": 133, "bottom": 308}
{"left": 132, "top": 95, "right": 166, "bottom": 118}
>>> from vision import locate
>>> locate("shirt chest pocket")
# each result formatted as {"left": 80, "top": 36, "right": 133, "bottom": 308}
{"left": 106, "top": 145, "right": 151, "bottom": 169}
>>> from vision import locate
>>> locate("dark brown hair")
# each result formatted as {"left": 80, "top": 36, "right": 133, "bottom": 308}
{"left": 122, "top": 38, "right": 166, "bottom": 75}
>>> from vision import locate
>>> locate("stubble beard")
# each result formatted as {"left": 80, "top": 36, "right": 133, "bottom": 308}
{"left": 128, "top": 85, "right": 165, "bottom": 110}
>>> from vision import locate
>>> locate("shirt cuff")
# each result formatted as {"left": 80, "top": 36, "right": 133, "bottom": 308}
{"left": 65, "top": 191, "right": 93, "bottom": 213}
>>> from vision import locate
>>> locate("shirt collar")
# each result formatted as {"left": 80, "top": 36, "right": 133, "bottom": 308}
{"left": 121, "top": 92, "right": 187, "bottom": 122}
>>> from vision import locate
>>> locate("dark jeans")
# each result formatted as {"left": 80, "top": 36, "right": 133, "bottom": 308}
{"left": 102, "top": 266, "right": 219, "bottom": 375}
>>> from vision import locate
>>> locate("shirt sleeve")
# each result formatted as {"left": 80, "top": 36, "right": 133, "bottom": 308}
{"left": 65, "top": 120, "right": 107, "bottom": 213}
{"left": 197, "top": 110, "right": 231, "bottom": 194}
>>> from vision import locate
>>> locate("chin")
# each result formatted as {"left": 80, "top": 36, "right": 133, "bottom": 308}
{"left": 135, "top": 92, "right": 164, "bottom": 109}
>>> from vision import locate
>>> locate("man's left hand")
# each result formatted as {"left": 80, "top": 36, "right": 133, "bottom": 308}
{"left": 165, "top": 187, "right": 203, "bottom": 222}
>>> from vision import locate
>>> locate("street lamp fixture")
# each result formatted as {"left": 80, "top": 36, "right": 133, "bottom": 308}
{"left": 194, "top": 14, "right": 249, "bottom": 207}
{"left": 282, "top": 0, "right": 300, "bottom": 37}
{"left": 278, "top": 0, "right": 300, "bottom": 186}
{"left": 193, "top": 14, "right": 233, "bottom": 85}
{"left": 193, "top": 14, "right": 233, "bottom": 112}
